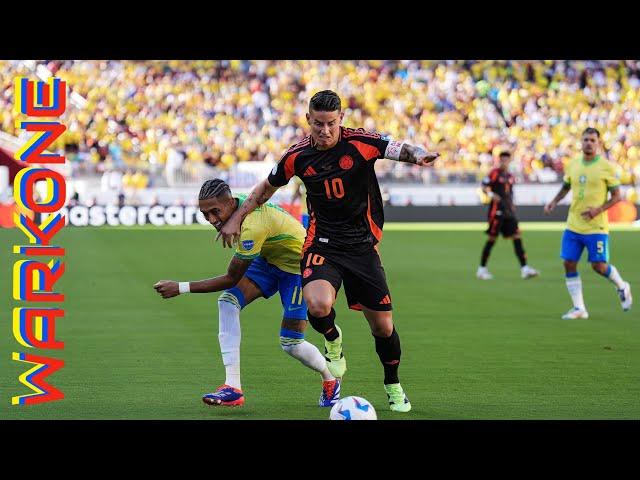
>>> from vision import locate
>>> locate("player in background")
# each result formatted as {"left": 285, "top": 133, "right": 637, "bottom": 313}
{"left": 477, "top": 151, "right": 539, "bottom": 280}
{"left": 544, "top": 128, "right": 632, "bottom": 319}
{"left": 217, "top": 90, "right": 439, "bottom": 412}
{"left": 154, "top": 179, "right": 340, "bottom": 407}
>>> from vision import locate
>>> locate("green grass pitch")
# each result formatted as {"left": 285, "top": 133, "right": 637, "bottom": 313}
{"left": 1, "top": 224, "right": 638, "bottom": 419}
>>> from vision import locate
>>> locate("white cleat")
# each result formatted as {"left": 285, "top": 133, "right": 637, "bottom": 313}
{"left": 476, "top": 267, "right": 493, "bottom": 280}
{"left": 561, "top": 307, "right": 589, "bottom": 320}
{"left": 521, "top": 265, "right": 540, "bottom": 279}
{"left": 618, "top": 282, "right": 632, "bottom": 312}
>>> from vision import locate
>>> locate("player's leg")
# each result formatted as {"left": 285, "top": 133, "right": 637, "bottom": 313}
{"left": 505, "top": 220, "right": 539, "bottom": 279}
{"left": 301, "top": 250, "right": 346, "bottom": 378}
{"left": 343, "top": 248, "right": 411, "bottom": 412}
{"left": 203, "top": 275, "right": 264, "bottom": 406}
{"left": 280, "top": 318, "right": 340, "bottom": 406}
{"left": 361, "top": 307, "right": 410, "bottom": 413}
{"left": 204, "top": 257, "right": 278, "bottom": 406}
{"left": 587, "top": 235, "right": 632, "bottom": 311}
{"left": 477, "top": 217, "right": 499, "bottom": 280}
{"left": 276, "top": 271, "right": 340, "bottom": 406}
{"left": 560, "top": 230, "right": 588, "bottom": 319}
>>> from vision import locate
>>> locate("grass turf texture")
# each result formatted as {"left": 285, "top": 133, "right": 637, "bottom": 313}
{"left": 1, "top": 224, "right": 638, "bottom": 419}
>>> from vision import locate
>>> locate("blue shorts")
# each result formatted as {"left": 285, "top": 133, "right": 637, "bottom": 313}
{"left": 243, "top": 256, "right": 307, "bottom": 321}
{"left": 560, "top": 229, "right": 609, "bottom": 263}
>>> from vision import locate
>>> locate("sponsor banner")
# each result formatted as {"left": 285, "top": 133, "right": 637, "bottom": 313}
{"left": 47, "top": 205, "right": 210, "bottom": 227}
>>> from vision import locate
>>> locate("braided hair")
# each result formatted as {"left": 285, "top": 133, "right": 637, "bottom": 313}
{"left": 198, "top": 179, "right": 231, "bottom": 200}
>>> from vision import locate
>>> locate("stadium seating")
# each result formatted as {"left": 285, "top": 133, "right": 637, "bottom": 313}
{"left": 1, "top": 60, "right": 638, "bottom": 185}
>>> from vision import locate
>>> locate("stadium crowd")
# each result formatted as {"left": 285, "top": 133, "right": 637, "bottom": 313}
{"left": 1, "top": 60, "right": 638, "bottom": 186}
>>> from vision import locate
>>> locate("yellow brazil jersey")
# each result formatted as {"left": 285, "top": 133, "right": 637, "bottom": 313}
{"left": 563, "top": 155, "right": 620, "bottom": 234}
{"left": 233, "top": 195, "right": 306, "bottom": 274}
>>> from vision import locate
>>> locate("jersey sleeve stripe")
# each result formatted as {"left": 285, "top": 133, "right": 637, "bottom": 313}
{"left": 342, "top": 127, "right": 381, "bottom": 139}
{"left": 234, "top": 252, "right": 259, "bottom": 260}
{"left": 285, "top": 137, "right": 310, "bottom": 154}
{"left": 349, "top": 140, "right": 380, "bottom": 161}
{"left": 284, "top": 151, "right": 302, "bottom": 180}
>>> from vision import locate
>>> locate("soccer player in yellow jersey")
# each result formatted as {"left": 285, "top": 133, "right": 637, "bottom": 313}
{"left": 154, "top": 179, "right": 340, "bottom": 407}
{"left": 545, "top": 128, "right": 632, "bottom": 319}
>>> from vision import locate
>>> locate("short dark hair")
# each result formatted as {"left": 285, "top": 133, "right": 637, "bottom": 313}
{"left": 199, "top": 178, "right": 231, "bottom": 200}
{"left": 499, "top": 151, "right": 511, "bottom": 158}
{"left": 309, "top": 90, "right": 341, "bottom": 112}
{"left": 582, "top": 127, "right": 600, "bottom": 138}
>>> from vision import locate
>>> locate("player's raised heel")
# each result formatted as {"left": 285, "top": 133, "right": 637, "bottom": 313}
{"left": 319, "top": 378, "right": 341, "bottom": 407}
{"left": 561, "top": 307, "right": 589, "bottom": 320}
{"left": 202, "top": 384, "right": 245, "bottom": 407}
{"left": 384, "top": 383, "right": 412, "bottom": 412}
{"left": 324, "top": 325, "right": 347, "bottom": 378}
{"left": 618, "top": 282, "right": 632, "bottom": 312}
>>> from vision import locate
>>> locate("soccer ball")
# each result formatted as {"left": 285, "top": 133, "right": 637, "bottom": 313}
{"left": 329, "top": 396, "right": 377, "bottom": 420}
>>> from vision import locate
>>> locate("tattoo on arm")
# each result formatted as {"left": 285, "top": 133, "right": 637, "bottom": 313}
{"left": 397, "top": 144, "right": 426, "bottom": 164}
{"left": 237, "top": 180, "right": 278, "bottom": 220}
{"left": 227, "top": 256, "right": 252, "bottom": 283}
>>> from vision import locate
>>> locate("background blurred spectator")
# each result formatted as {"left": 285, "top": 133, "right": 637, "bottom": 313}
{"left": 1, "top": 60, "right": 639, "bottom": 186}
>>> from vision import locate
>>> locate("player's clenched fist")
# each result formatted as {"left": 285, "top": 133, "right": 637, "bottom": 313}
{"left": 154, "top": 280, "right": 179, "bottom": 299}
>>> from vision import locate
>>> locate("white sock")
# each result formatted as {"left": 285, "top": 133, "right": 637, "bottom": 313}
{"left": 606, "top": 265, "right": 626, "bottom": 290}
{"left": 218, "top": 297, "right": 242, "bottom": 390}
{"left": 281, "top": 338, "right": 334, "bottom": 381}
{"left": 565, "top": 276, "right": 586, "bottom": 311}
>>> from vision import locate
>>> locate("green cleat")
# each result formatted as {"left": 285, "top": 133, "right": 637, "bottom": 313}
{"left": 324, "top": 325, "right": 347, "bottom": 378}
{"left": 384, "top": 383, "right": 412, "bottom": 412}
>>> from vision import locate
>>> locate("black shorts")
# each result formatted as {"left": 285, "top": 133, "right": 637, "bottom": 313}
{"left": 301, "top": 245, "right": 392, "bottom": 312}
{"left": 487, "top": 215, "right": 520, "bottom": 237}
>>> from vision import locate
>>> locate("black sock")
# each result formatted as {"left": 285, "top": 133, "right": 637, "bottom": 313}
{"left": 481, "top": 239, "right": 496, "bottom": 267}
{"left": 307, "top": 309, "right": 339, "bottom": 341}
{"left": 513, "top": 238, "right": 527, "bottom": 267}
{"left": 373, "top": 327, "right": 401, "bottom": 385}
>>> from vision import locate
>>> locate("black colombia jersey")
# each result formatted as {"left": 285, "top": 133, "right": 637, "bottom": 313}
{"left": 269, "top": 127, "right": 390, "bottom": 252}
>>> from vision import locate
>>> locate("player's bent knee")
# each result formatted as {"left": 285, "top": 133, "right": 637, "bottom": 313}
{"left": 591, "top": 262, "right": 607, "bottom": 275}
{"left": 306, "top": 298, "right": 332, "bottom": 318}
{"left": 371, "top": 323, "right": 394, "bottom": 337}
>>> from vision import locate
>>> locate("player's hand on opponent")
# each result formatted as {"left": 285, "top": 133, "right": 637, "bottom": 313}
{"left": 216, "top": 216, "right": 241, "bottom": 248}
{"left": 543, "top": 201, "right": 557, "bottom": 215}
{"left": 581, "top": 206, "right": 601, "bottom": 220}
{"left": 414, "top": 148, "right": 440, "bottom": 166}
{"left": 153, "top": 280, "right": 180, "bottom": 299}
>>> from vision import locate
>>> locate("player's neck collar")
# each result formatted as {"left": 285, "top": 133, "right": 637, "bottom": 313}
{"left": 582, "top": 154, "right": 600, "bottom": 166}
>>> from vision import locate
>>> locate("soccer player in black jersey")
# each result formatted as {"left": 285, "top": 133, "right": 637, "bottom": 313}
{"left": 477, "top": 151, "right": 539, "bottom": 280}
{"left": 218, "top": 90, "right": 438, "bottom": 412}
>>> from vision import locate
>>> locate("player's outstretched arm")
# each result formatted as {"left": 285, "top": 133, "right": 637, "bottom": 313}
{"left": 153, "top": 257, "right": 252, "bottom": 299}
{"left": 580, "top": 186, "right": 622, "bottom": 220}
{"left": 544, "top": 183, "right": 571, "bottom": 214}
{"left": 217, "top": 179, "right": 280, "bottom": 248}
{"left": 384, "top": 142, "right": 439, "bottom": 166}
